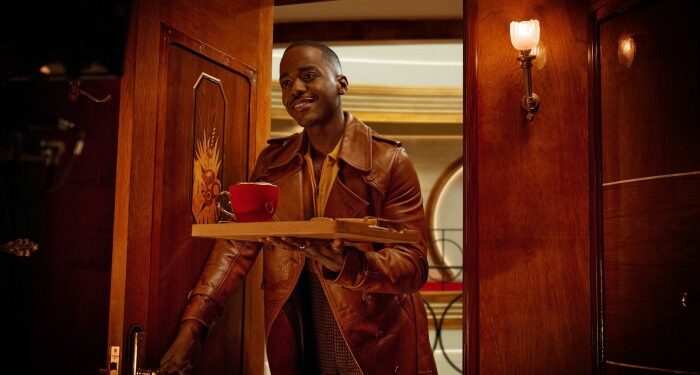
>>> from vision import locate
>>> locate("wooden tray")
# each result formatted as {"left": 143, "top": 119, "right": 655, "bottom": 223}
{"left": 191, "top": 218, "right": 419, "bottom": 243}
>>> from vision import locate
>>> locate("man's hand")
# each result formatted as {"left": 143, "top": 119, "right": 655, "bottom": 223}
{"left": 264, "top": 237, "right": 346, "bottom": 272}
{"left": 159, "top": 320, "right": 206, "bottom": 375}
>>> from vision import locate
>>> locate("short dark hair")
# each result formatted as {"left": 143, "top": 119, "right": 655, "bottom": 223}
{"left": 284, "top": 40, "right": 342, "bottom": 71}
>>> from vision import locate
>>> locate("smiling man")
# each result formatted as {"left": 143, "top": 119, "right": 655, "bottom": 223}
{"left": 160, "top": 41, "right": 437, "bottom": 375}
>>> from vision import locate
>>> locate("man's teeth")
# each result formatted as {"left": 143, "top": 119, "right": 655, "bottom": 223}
{"left": 293, "top": 99, "right": 313, "bottom": 109}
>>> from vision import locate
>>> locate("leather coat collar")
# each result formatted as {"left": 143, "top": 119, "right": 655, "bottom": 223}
{"left": 267, "top": 112, "right": 372, "bottom": 173}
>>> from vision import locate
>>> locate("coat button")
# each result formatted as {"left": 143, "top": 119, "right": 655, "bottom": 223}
{"left": 375, "top": 330, "right": 384, "bottom": 339}
{"left": 361, "top": 293, "right": 372, "bottom": 302}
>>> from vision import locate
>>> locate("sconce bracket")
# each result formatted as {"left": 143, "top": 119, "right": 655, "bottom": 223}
{"left": 516, "top": 51, "right": 539, "bottom": 121}
{"left": 516, "top": 51, "right": 536, "bottom": 66}
{"left": 521, "top": 93, "right": 539, "bottom": 121}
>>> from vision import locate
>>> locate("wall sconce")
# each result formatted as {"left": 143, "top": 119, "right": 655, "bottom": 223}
{"left": 510, "top": 19, "right": 540, "bottom": 121}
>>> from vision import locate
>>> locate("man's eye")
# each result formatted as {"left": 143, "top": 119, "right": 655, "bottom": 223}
{"left": 302, "top": 72, "right": 317, "bottom": 81}
{"left": 280, "top": 80, "right": 291, "bottom": 88}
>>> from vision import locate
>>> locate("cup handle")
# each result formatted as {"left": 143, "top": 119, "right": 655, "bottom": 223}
{"left": 216, "top": 191, "right": 238, "bottom": 222}
{"left": 264, "top": 201, "right": 275, "bottom": 214}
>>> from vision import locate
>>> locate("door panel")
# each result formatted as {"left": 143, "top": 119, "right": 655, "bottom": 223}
{"left": 596, "top": 0, "right": 700, "bottom": 372}
{"left": 146, "top": 26, "right": 257, "bottom": 371}
{"left": 108, "top": 0, "right": 271, "bottom": 373}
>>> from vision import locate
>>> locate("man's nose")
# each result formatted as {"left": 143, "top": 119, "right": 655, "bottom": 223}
{"left": 291, "top": 78, "right": 306, "bottom": 93}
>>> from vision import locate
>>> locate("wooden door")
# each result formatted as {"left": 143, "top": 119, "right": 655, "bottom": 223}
{"left": 593, "top": 0, "right": 700, "bottom": 372}
{"left": 106, "top": 1, "right": 272, "bottom": 374}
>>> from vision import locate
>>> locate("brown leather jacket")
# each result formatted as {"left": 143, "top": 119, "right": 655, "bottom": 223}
{"left": 183, "top": 113, "right": 437, "bottom": 374}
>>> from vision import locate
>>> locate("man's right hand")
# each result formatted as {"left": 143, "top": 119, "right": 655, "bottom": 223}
{"left": 158, "top": 319, "right": 206, "bottom": 375}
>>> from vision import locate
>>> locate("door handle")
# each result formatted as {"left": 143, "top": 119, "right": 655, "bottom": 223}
{"left": 128, "top": 325, "right": 160, "bottom": 375}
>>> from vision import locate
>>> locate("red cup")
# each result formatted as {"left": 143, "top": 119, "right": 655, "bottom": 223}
{"left": 217, "top": 182, "right": 279, "bottom": 222}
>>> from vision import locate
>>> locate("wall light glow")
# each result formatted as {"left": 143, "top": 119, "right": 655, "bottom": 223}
{"left": 617, "top": 35, "right": 636, "bottom": 68}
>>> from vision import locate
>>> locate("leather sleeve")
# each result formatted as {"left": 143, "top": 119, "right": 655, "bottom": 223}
{"left": 182, "top": 238, "right": 261, "bottom": 328}
{"left": 330, "top": 147, "right": 430, "bottom": 294}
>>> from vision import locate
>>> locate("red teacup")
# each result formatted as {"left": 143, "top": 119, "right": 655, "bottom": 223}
{"left": 217, "top": 182, "right": 279, "bottom": 222}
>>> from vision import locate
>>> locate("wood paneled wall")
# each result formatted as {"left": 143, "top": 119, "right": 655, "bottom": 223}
{"left": 467, "top": 0, "right": 591, "bottom": 372}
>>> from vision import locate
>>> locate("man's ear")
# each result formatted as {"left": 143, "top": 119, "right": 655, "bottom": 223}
{"left": 337, "top": 75, "right": 348, "bottom": 95}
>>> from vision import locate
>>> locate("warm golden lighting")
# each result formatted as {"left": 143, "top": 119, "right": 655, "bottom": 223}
{"left": 510, "top": 20, "right": 540, "bottom": 51}
{"left": 510, "top": 19, "right": 541, "bottom": 121}
{"left": 39, "top": 65, "right": 51, "bottom": 75}
{"left": 531, "top": 42, "right": 547, "bottom": 70}
{"left": 617, "top": 36, "right": 636, "bottom": 68}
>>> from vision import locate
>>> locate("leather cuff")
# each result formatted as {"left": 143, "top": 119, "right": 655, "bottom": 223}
{"left": 325, "top": 246, "right": 365, "bottom": 288}
{"left": 192, "top": 284, "right": 226, "bottom": 307}
{"left": 181, "top": 294, "right": 220, "bottom": 329}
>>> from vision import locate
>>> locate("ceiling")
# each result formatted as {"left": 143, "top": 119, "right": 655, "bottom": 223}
{"left": 274, "top": 0, "right": 463, "bottom": 23}
{"left": 271, "top": 0, "right": 464, "bottom": 87}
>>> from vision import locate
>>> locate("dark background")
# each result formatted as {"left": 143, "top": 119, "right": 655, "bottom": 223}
{"left": 0, "top": 1, "right": 129, "bottom": 373}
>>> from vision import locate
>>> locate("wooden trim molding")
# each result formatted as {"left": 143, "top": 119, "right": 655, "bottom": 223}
{"left": 272, "top": 83, "right": 463, "bottom": 123}
{"left": 591, "top": 0, "right": 646, "bottom": 20}
{"left": 274, "top": 0, "right": 334, "bottom": 6}
{"left": 273, "top": 19, "right": 463, "bottom": 44}
{"left": 423, "top": 291, "right": 463, "bottom": 329}
{"left": 163, "top": 26, "right": 258, "bottom": 79}
{"left": 589, "top": 6, "right": 605, "bottom": 373}
{"left": 464, "top": 0, "right": 477, "bottom": 373}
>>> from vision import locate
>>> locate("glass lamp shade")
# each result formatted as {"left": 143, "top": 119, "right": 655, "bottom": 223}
{"left": 510, "top": 20, "right": 540, "bottom": 51}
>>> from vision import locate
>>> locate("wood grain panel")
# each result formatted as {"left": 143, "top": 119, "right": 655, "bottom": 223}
{"left": 596, "top": 1, "right": 700, "bottom": 373}
{"left": 163, "top": 0, "right": 270, "bottom": 69}
{"left": 591, "top": 0, "right": 646, "bottom": 21}
{"left": 603, "top": 174, "right": 700, "bottom": 371}
{"left": 109, "top": 0, "right": 271, "bottom": 373}
{"left": 470, "top": 0, "right": 591, "bottom": 373}
{"left": 600, "top": 0, "right": 700, "bottom": 183}
{"left": 273, "top": 19, "right": 463, "bottom": 44}
{"left": 148, "top": 29, "right": 254, "bottom": 373}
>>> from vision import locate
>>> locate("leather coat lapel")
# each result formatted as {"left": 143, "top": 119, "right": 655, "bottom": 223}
{"left": 273, "top": 171, "right": 306, "bottom": 221}
{"left": 337, "top": 113, "right": 371, "bottom": 172}
{"left": 323, "top": 179, "right": 369, "bottom": 219}
{"left": 267, "top": 133, "right": 304, "bottom": 171}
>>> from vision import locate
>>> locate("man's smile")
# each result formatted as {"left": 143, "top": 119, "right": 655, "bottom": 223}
{"left": 289, "top": 96, "right": 316, "bottom": 112}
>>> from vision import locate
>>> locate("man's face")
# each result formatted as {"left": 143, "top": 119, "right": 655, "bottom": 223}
{"left": 279, "top": 45, "right": 346, "bottom": 128}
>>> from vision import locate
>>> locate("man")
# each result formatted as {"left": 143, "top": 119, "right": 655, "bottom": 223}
{"left": 160, "top": 41, "right": 437, "bottom": 374}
